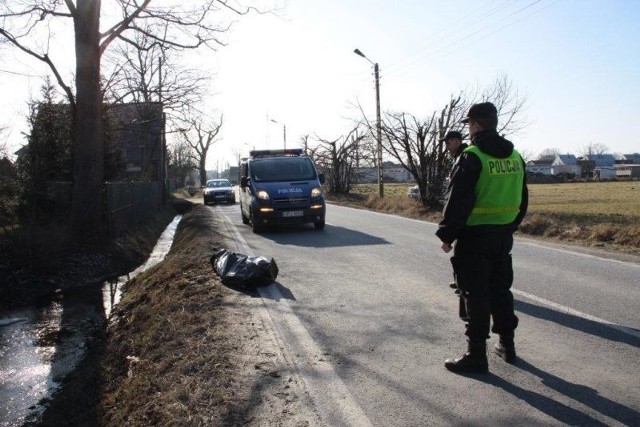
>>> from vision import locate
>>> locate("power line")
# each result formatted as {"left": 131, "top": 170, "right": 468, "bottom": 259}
{"left": 0, "top": 67, "right": 39, "bottom": 77}
{"left": 385, "top": 0, "right": 520, "bottom": 73}
{"left": 385, "top": 0, "right": 554, "bottom": 80}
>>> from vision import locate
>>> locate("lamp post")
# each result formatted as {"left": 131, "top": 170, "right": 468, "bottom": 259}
{"left": 354, "top": 48, "right": 383, "bottom": 198}
{"left": 270, "top": 119, "right": 287, "bottom": 149}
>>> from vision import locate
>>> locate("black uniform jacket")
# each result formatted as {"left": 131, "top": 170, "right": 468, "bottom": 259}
{"left": 436, "top": 130, "right": 528, "bottom": 245}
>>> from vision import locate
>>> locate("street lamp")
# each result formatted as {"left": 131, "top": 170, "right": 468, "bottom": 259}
{"left": 270, "top": 119, "right": 287, "bottom": 149}
{"left": 354, "top": 48, "right": 383, "bottom": 198}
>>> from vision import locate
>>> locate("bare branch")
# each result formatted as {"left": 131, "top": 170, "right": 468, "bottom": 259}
{"left": 99, "top": 0, "right": 152, "bottom": 53}
{"left": 0, "top": 27, "right": 75, "bottom": 107}
{"left": 314, "top": 121, "right": 368, "bottom": 194}
{"left": 178, "top": 113, "right": 223, "bottom": 186}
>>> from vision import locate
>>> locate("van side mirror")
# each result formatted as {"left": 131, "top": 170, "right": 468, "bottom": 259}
{"left": 318, "top": 173, "right": 325, "bottom": 184}
{"left": 240, "top": 176, "right": 249, "bottom": 188}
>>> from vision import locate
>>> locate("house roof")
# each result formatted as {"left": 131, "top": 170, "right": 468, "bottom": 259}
{"left": 585, "top": 154, "right": 616, "bottom": 166}
{"left": 623, "top": 153, "right": 640, "bottom": 163}
{"left": 554, "top": 154, "right": 577, "bottom": 165}
{"left": 527, "top": 159, "right": 553, "bottom": 166}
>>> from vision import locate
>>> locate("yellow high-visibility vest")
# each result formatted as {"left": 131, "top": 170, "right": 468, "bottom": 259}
{"left": 465, "top": 145, "right": 524, "bottom": 226}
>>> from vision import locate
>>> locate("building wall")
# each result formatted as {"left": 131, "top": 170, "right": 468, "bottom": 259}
{"left": 527, "top": 165, "right": 552, "bottom": 175}
{"left": 551, "top": 164, "right": 581, "bottom": 175}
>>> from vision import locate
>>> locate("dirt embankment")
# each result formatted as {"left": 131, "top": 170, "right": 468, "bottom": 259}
{"left": 38, "top": 202, "right": 318, "bottom": 426}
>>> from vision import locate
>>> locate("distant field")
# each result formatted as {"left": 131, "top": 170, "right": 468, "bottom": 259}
{"left": 349, "top": 181, "right": 640, "bottom": 218}
{"left": 333, "top": 181, "right": 640, "bottom": 254}
{"left": 527, "top": 181, "right": 640, "bottom": 218}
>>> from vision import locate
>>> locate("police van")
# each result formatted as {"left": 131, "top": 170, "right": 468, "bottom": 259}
{"left": 239, "top": 149, "right": 326, "bottom": 233}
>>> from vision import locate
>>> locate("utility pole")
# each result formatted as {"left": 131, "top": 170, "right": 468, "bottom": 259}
{"left": 374, "top": 63, "right": 383, "bottom": 198}
{"left": 270, "top": 119, "right": 286, "bottom": 149}
{"left": 354, "top": 48, "right": 383, "bottom": 197}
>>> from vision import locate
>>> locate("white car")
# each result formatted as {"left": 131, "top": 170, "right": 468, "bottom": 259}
{"left": 203, "top": 179, "right": 236, "bottom": 205}
{"left": 407, "top": 185, "right": 420, "bottom": 200}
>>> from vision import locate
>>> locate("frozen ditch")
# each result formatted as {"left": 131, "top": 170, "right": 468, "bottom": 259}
{"left": 0, "top": 215, "right": 181, "bottom": 426}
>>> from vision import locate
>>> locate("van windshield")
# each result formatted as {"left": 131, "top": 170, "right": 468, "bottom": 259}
{"left": 250, "top": 157, "right": 316, "bottom": 182}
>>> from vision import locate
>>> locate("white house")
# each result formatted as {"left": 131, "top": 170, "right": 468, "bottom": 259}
{"left": 551, "top": 154, "right": 580, "bottom": 176}
{"left": 526, "top": 157, "right": 553, "bottom": 175}
{"left": 354, "top": 162, "right": 413, "bottom": 183}
{"left": 616, "top": 164, "right": 640, "bottom": 178}
{"left": 382, "top": 162, "right": 413, "bottom": 182}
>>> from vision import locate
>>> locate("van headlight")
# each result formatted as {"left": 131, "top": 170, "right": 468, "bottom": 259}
{"left": 311, "top": 187, "right": 322, "bottom": 198}
{"left": 256, "top": 190, "right": 270, "bottom": 200}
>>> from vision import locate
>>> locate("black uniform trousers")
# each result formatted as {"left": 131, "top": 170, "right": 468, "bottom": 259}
{"left": 451, "top": 231, "right": 519, "bottom": 342}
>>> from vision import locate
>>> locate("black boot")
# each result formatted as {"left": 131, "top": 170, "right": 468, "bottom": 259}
{"left": 493, "top": 332, "right": 516, "bottom": 364}
{"left": 445, "top": 341, "right": 488, "bottom": 373}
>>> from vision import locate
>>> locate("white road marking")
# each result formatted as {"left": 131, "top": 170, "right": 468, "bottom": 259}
{"left": 513, "top": 288, "right": 640, "bottom": 340}
{"left": 218, "top": 207, "right": 373, "bottom": 427}
{"left": 515, "top": 238, "right": 640, "bottom": 268}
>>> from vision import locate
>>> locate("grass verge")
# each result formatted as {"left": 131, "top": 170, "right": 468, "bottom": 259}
{"left": 328, "top": 181, "right": 640, "bottom": 256}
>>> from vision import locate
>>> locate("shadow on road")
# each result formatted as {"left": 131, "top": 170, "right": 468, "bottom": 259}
{"left": 476, "top": 371, "right": 609, "bottom": 426}
{"left": 223, "top": 281, "right": 296, "bottom": 302}
{"left": 515, "top": 300, "right": 640, "bottom": 348}
{"left": 513, "top": 359, "right": 640, "bottom": 426}
{"left": 255, "top": 224, "right": 390, "bottom": 248}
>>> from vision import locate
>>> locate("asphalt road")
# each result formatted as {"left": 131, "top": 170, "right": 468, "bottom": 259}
{"left": 214, "top": 201, "right": 640, "bottom": 426}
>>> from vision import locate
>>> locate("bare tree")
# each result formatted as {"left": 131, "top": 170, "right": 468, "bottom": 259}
{"left": 380, "top": 109, "right": 446, "bottom": 206}
{"left": 0, "top": 1, "right": 254, "bottom": 240}
{"left": 538, "top": 148, "right": 561, "bottom": 159}
{"left": 231, "top": 147, "right": 244, "bottom": 168}
{"left": 518, "top": 148, "right": 534, "bottom": 163}
{"left": 179, "top": 114, "right": 223, "bottom": 187}
{"left": 313, "top": 123, "right": 368, "bottom": 195}
{"left": 477, "top": 73, "right": 529, "bottom": 137}
{"left": 0, "top": 125, "right": 8, "bottom": 158}
{"left": 103, "top": 27, "right": 207, "bottom": 118}
{"left": 360, "top": 74, "right": 528, "bottom": 208}
{"left": 167, "top": 139, "right": 197, "bottom": 187}
{"left": 580, "top": 142, "right": 610, "bottom": 157}
{"left": 300, "top": 134, "right": 311, "bottom": 155}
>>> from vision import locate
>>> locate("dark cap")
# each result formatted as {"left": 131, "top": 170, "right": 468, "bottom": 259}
{"left": 440, "top": 130, "right": 463, "bottom": 142}
{"left": 461, "top": 102, "right": 497, "bottom": 124}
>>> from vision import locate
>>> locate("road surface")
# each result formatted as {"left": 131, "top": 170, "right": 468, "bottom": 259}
{"left": 214, "top": 201, "right": 640, "bottom": 426}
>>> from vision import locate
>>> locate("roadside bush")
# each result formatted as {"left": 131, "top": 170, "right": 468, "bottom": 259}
{"left": 0, "top": 174, "right": 21, "bottom": 236}
{"left": 363, "top": 193, "right": 435, "bottom": 220}
{"left": 518, "top": 213, "right": 553, "bottom": 236}
{"left": 615, "top": 227, "right": 640, "bottom": 247}
{"left": 588, "top": 224, "right": 617, "bottom": 242}
{"left": 560, "top": 225, "right": 584, "bottom": 239}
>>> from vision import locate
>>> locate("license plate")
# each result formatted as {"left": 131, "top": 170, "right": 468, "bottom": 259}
{"left": 215, "top": 195, "right": 225, "bottom": 198}
{"left": 282, "top": 210, "right": 303, "bottom": 218}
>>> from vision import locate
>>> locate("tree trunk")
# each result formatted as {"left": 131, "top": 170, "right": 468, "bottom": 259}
{"left": 70, "top": 0, "right": 104, "bottom": 241}
{"left": 200, "top": 158, "right": 207, "bottom": 186}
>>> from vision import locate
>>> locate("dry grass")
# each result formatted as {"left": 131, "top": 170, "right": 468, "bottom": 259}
{"left": 329, "top": 181, "right": 640, "bottom": 255}
{"left": 34, "top": 200, "right": 317, "bottom": 426}
{"left": 527, "top": 181, "right": 640, "bottom": 218}
{"left": 330, "top": 183, "right": 442, "bottom": 221}
{"left": 97, "top": 204, "right": 315, "bottom": 426}
{"left": 98, "top": 205, "right": 244, "bottom": 426}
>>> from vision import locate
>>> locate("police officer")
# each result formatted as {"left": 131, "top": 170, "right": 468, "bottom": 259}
{"left": 441, "top": 130, "right": 469, "bottom": 293}
{"left": 436, "top": 102, "right": 528, "bottom": 373}
{"left": 441, "top": 130, "right": 467, "bottom": 160}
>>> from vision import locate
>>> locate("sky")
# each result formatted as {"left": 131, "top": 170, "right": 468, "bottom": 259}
{"left": 1, "top": 0, "right": 639, "bottom": 170}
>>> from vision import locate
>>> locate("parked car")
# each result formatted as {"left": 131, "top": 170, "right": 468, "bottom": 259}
{"left": 407, "top": 185, "right": 420, "bottom": 200}
{"left": 203, "top": 179, "right": 236, "bottom": 205}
